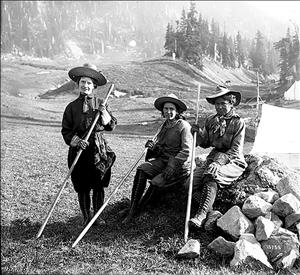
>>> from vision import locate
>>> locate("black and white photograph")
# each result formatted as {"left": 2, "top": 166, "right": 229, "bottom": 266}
{"left": 1, "top": 1, "right": 300, "bottom": 274}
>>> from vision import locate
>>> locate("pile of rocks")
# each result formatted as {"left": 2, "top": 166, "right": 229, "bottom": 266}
{"left": 178, "top": 154, "right": 300, "bottom": 272}
{"left": 208, "top": 190, "right": 300, "bottom": 271}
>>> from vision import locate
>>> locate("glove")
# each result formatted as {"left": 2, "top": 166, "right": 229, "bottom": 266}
{"left": 163, "top": 166, "right": 175, "bottom": 181}
{"left": 98, "top": 99, "right": 106, "bottom": 112}
{"left": 213, "top": 152, "right": 230, "bottom": 165}
{"left": 101, "top": 109, "right": 112, "bottom": 125}
{"left": 206, "top": 162, "right": 221, "bottom": 177}
{"left": 191, "top": 123, "right": 201, "bottom": 135}
{"left": 145, "top": 140, "right": 155, "bottom": 150}
{"left": 70, "top": 135, "right": 89, "bottom": 150}
{"left": 162, "top": 156, "right": 177, "bottom": 180}
{"left": 98, "top": 99, "right": 112, "bottom": 125}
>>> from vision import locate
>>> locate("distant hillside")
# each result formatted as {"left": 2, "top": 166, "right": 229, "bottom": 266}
{"left": 1, "top": 1, "right": 290, "bottom": 60}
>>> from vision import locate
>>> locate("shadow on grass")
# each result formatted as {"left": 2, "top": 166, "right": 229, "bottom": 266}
{"left": 1, "top": 188, "right": 233, "bottom": 271}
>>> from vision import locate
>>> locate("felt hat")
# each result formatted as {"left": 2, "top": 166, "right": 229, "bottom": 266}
{"left": 154, "top": 93, "right": 187, "bottom": 113}
{"left": 206, "top": 85, "right": 241, "bottom": 106}
{"left": 68, "top": 63, "right": 107, "bottom": 86}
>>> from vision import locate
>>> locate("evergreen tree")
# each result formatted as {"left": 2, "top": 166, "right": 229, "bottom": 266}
{"left": 220, "top": 32, "right": 230, "bottom": 67}
{"left": 251, "top": 30, "right": 267, "bottom": 73}
{"left": 164, "top": 23, "right": 176, "bottom": 56}
{"left": 236, "top": 32, "right": 245, "bottom": 68}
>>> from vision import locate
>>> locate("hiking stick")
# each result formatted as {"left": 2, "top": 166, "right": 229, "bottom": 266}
{"left": 36, "top": 84, "right": 115, "bottom": 239}
{"left": 71, "top": 122, "right": 165, "bottom": 248}
{"left": 184, "top": 83, "right": 201, "bottom": 243}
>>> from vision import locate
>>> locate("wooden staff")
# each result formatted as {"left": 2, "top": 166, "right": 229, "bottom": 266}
{"left": 36, "top": 84, "right": 115, "bottom": 239}
{"left": 184, "top": 83, "right": 201, "bottom": 243}
{"left": 71, "top": 122, "right": 165, "bottom": 248}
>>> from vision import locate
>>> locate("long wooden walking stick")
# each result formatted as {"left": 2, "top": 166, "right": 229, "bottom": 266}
{"left": 71, "top": 122, "right": 165, "bottom": 248}
{"left": 36, "top": 83, "right": 115, "bottom": 239}
{"left": 184, "top": 83, "right": 201, "bottom": 243}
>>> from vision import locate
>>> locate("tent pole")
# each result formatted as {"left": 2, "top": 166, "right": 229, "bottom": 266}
{"left": 256, "top": 71, "right": 260, "bottom": 128}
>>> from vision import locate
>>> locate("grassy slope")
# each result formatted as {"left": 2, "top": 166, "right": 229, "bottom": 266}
{"left": 1, "top": 55, "right": 296, "bottom": 274}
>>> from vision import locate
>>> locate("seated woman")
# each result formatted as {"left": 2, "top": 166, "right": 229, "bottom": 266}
{"left": 122, "top": 94, "right": 193, "bottom": 224}
{"left": 188, "top": 85, "right": 247, "bottom": 230}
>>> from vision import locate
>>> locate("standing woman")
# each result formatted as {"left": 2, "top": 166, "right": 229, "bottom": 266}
{"left": 188, "top": 85, "right": 247, "bottom": 230}
{"left": 122, "top": 94, "right": 193, "bottom": 224}
{"left": 61, "top": 63, "right": 117, "bottom": 226}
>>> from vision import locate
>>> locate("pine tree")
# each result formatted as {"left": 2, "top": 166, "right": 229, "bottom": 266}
{"left": 164, "top": 23, "right": 176, "bottom": 56}
{"left": 251, "top": 30, "right": 267, "bottom": 73}
{"left": 236, "top": 32, "right": 245, "bottom": 68}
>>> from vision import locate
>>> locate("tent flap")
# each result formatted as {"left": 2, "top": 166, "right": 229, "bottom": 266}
{"left": 250, "top": 104, "right": 300, "bottom": 170}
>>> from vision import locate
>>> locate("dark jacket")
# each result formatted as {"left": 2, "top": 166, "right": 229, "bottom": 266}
{"left": 61, "top": 94, "right": 117, "bottom": 192}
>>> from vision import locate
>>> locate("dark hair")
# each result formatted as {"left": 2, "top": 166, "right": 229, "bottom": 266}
{"left": 160, "top": 102, "right": 186, "bottom": 120}
{"left": 76, "top": 76, "right": 98, "bottom": 89}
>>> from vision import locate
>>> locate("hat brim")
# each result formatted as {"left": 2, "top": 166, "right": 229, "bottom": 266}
{"left": 68, "top": 67, "right": 107, "bottom": 86}
{"left": 206, "top": 90, "right": 241, "bottom": 106}
{"left": 154, "top": 96, "right": 187, "bottom": 112}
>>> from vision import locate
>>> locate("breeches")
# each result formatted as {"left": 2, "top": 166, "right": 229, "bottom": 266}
{"left": 137, "top": 158, "right": 168, "bottom": 179}
{"left": 184, "top": 160, "right": 245, "bottom": 190}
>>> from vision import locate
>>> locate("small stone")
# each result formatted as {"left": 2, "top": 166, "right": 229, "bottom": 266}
{"left": 230, "top": 237, "right": 273, "bottom": 269}
{"left": 272, "top": 193, "right": 300, "bottom": 217}
{"left": 242, "top": 195, "right": 273, "bottom": 219}
{"left": 285, "top": 212, "right": 300, "bottom": 229}
{"left": 255, "top": 189, "right": 279, "bottom": 203}
{"left": 208, "top": 236, "right": 235, "bottom": 257}
{"left": 255, "top": 216, "right": 275, "bottom": 241}
{"left": 217, "top": 205, "right": 254, "bottom": 241}
{"left": 177, "top": 239, "right": 200, "bottom": 259}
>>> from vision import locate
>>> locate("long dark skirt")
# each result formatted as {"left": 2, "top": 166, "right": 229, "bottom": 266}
{"left": 68, "top": 146, "right": 111, "bottom": 193}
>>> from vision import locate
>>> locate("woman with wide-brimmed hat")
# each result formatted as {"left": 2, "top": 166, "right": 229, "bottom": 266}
{"left": 122, "top": 94, "right": 193, "bottom": 224}
{"left": 187, "top": 85, "right": 247, "bottom": 231}
{"left": 61, "top": 63, "right": 117, "bottom": 226}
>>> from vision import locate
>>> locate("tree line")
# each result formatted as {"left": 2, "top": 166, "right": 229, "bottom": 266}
{"left": 1, "top": 1, "right": 166, "bottom": 59}
{"left": 164, "top": 2, "right": 300, "bottom": 84}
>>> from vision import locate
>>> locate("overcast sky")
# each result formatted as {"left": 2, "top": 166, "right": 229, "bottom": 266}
{"left": 247, "top": 1, "right": 300, "bottom": 25}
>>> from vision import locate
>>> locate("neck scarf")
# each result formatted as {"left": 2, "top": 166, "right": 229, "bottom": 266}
{"left": 213, "top": 109, "right": 234, "bottom": 137}
{"left": 80, "top": 93, "right": 94, "bottom": 113}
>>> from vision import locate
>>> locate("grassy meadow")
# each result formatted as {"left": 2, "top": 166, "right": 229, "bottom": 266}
{"left": 0, "top": 56, "right": 284, "bottom": 274}
{"left": 1, "top": 116, "right": 275, "bottom": 275}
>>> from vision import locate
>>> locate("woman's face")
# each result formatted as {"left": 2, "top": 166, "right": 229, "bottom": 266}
{"left": 163, "top": 102, "right": 178, "bottom": 120}
{"left": 78, "top": 76, "right": 94, "bottom": 95}
{"left": 214, "top": 97, "right": 233, "bottom": 116}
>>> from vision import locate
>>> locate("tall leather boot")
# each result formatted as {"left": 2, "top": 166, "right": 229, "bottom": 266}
{"left": 189, "top": 180, "right": 218, "bottom": 229}
{"left": 78, "top": 191, "right": 92, "bottom": 226}
{"left": 92, "top": 188, "right": 106, "bottom": 226}
{"left": 121, "top": 169, "right": 148, "bottom": 224}
{"left": 138, "top": 184, "right": 157, "bottom": 210}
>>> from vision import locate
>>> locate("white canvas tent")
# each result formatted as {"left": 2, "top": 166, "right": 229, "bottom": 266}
{"left": 251, "top": 104, "right": 300, "bottom": 171}
{"left": 284, "top": 80, "right": 300, "bottom": 101}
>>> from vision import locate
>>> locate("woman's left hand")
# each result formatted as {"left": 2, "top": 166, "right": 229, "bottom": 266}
{"left": 163, "top": 166, "right": 175, "bottom": 180}
{"left": 206, "top": 162, "right": 221, "bottom": 176}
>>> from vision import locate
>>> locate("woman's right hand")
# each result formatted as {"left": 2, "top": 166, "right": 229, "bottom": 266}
{"left": 191, "top": 123, "right": 200, "bottom": 135}
{"left": 77, "top": 139, "right": 89, "bottom": 150}
{"left": 145, "top": 139, "right": 155, "bottom": 150}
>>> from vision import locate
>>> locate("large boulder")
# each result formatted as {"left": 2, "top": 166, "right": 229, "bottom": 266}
{"left": 260, "top": 228, "right": 300, "bottom": 270}
{"left": 208, "top": 236, "right": 235, "bottom": 257}
{"left": 242, "top": 195, "right": 273, "bottom": 219}
{"left": 276, "top": 172, "right": 300, "bottom": 201}
{"left": 216, "top": 206, "right": 254, "bottom": 241}
{"left": 272, "top": 193, "right": 300, "bottom": 217}
{"left": 230, "top": 233, "right": 273, "bottom": 270}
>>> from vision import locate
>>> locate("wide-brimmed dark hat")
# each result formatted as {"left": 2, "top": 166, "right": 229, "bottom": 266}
{"left": 154, "top": 93, "right": 187, "bottom": 113}
{"left": 206, "top": 85, "right": 241, "bottom": 106}
{"left": 68, "top": 63, "right": 107, "bottom": 86}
